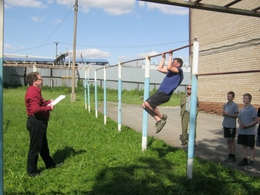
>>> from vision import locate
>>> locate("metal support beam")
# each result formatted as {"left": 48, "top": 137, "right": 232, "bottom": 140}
{"left": 224, "top": 0, "right": 241, "bottom": 8}
{"left": 139, "top": 0, "right": 260, "bottom": 17}
{"left": 252, "top": 6, "right": 260, "bottom": 12}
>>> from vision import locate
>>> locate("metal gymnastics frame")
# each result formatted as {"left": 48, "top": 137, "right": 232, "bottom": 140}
{"left": 88, "top": 43, "right": 193, "bottom": 140}
{"left": 139, "top": 0, "right": 260, "bottom": 18}
{"left": 139, "top": 0, "right": 260, "bottom": 180}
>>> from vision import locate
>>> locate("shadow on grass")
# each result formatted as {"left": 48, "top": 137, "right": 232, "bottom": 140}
{"left": 52, "top": 146, "right": 86, "bottom": 163}
{"left": 87, "top": 145, "right": 259, "bottom": 195}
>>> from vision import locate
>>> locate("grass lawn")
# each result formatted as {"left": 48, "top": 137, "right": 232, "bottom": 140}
{"left": 3, "top": 86, "right": 260, "bottom": 195}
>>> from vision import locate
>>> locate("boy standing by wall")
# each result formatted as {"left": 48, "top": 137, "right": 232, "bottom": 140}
{"left": 237, "top": 93, "right": 258, "bottom": 169}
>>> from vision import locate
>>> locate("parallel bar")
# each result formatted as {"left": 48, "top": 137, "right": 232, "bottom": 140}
{"left": 224, "top": 0, "right": 241, "bottom": 8}
{"left": 196, "top": 70, "right": 260, "bottom": 76}
{"left": 139, "top": 0, "right": 260, "bottom": 18}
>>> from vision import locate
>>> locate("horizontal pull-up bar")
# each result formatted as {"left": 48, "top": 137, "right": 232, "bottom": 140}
{"left": 148, "top": 43, "right": 193, "bottom": 58}
{"left": 121, "top": 57, "right": 146, "bottom": 65}
{"left": 196, "top": 69, "right": 260, "bottom": 76}
{"left": 94, "top": 43, "right": 195, "bottom": 68}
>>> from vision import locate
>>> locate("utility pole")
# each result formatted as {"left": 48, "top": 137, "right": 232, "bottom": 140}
{"left": 71, "top": 0, "right": 78, "bottom": 101}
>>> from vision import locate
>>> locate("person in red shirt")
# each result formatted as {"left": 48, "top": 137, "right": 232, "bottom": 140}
{"left": 25, "top": 72, "right": 62, "bottom": 177}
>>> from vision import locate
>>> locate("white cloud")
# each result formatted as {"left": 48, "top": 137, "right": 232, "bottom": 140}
{"left": 70, "top": 0, "right": 187, "bottom": 15}
{"left": 5, "top": 0, "right": 46, "bottom": 8}
{"left": 4, "top": 44, "right": 15, "bottom": 50}
{"left": 53, "top": 19, "right": 62, "bottom": 24}
{"left": 76, "top": 49, "right": 110, "bottom": 59}
{"left": 57, "top": 0, "right": 135, "bottom": 15}
{"left": 142, "top": 2, "right": 188, "bottom": 15}
{"left": 31, "top": 16, "right": 45, "bottom": 22}
{"left": 5, "top": 18, "right": 15, "bottom": 23}
{"left": 117, "top": 55, "right": 129, "bottom": 62}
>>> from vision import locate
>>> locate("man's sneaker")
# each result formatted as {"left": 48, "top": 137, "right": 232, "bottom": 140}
{"left": 225, "top": 156, "right": 236, "bottom": 163}
{"left": 162, "top": 114, "right": 168, "bottom": 121}
{"left": 247, "top": 161, "right": 254, "bottom": 170}
{"left": 237, "top": 159, "right": 248, "bottom": 166}
{"left": 181, "top": 141, "right": 188, "bottom": 146}
{"left": 155, "top": 120, "right": 167, "bottom": 134}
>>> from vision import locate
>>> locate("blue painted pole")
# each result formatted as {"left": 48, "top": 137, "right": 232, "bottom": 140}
{"left": 187, "top": 37, "right": 199, "bottom": 179}
{"left": 94, "top": 70, "right": 98, "bottom": 118}
{"left": 87, "top": 68, "right": 90, "bottom": 113}
{"left": 103, "top": 67, "right": 107, "bottom": 125}
{"left": 142, "top": 56, "right": 150, "bottom": 151}
{"left": 118, "top": 62, "right": 122, "bottom": 132}
{"left": 84, "top": 69, "right": 87, "bottom": 110}
{"left": 0, "top": 1, "right": 3, "bottom": 193}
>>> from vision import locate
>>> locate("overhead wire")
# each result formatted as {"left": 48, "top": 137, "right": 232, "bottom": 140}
{"left": 57, "top": 40, "right": 190, "bottom": 49}
{"left": 27, "top": 8, "right": 73, "bottom": 55}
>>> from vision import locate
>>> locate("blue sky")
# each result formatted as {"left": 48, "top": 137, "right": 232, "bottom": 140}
{"left": 4, "top": 0, "right": 189, "bottom": 65}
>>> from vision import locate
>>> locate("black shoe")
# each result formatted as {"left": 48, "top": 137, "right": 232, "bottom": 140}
{"left": 181, "top": 141, "right": 188, "bottom": 146}
{"left": 28, "top": 172, "right": 41, "bottom": 177}
{"left": 225, "top": 156, "right": 236, "bottom": 163}
{"left": 47, "top": 163, "right": 63, "bottom": 169}
{"left": 247, "top": 161, "right": 254, "bottom": 170}
{"left": 237, "top": 159, "right": 248, "bottom": 166}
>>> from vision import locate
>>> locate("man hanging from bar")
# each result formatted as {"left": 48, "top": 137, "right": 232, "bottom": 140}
{"left": 142, "top": 51, "right": 184, "bottom": 133}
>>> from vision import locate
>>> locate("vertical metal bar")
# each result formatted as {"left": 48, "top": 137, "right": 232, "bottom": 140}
{"left": 142, "top": 56, "right": 150, "bottom": 151}
{"left": 118, "top": 62, "right": 122, "bottom": 132}
{"left": 103, "top": 67, "right": 107, "bottom": 125}
{"left": 87, "top": 68, "right": 90, "bottom": 113}
{"left": 0, "top": 0, "right": 4, "bottom": 193}
{"left": 94, "top": 70, "right": 98, "bottom": 118}
{"left": 187, "top": 37, "right": 199, "bottom": 179}
{"left": 84, "top": 69, "right": 87, "bottom": 109}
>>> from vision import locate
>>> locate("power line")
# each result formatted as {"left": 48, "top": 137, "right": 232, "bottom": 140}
{"left": 27, "top": 8, "right": 73, "bottom": 55}
{"left": 58, "top": 40, "right": 189, "bottom": 49}
{"left": 7, "top": 39, "right": 189, "bottom": 54}
{"left": 8, "top": 43, "right": 54, "bottom": 53}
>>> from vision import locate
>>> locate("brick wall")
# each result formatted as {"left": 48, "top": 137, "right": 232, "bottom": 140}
{"left": 190, "top": 0, "right": 260, "bottom": 114}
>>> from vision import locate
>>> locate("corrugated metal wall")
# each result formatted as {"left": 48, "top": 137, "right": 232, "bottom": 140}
{"left": 3, "top": 65, "right": 191, "bottom": 92}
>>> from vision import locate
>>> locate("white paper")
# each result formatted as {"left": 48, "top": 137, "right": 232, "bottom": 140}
{"left": 48, "top": 95, "right": 66, "bottom": 106}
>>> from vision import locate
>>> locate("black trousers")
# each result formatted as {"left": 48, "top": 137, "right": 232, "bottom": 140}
{"left": 26, "top": 116, "right": 56, "bottom": 174}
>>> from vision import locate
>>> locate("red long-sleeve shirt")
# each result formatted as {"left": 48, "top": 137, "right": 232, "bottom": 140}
{"left": 25, "top": 86, "right": 52, "bottom": 119}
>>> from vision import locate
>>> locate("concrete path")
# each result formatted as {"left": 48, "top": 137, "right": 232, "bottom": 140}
{"left": 98, "top": 102, "right": 260, "bottom": 177}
